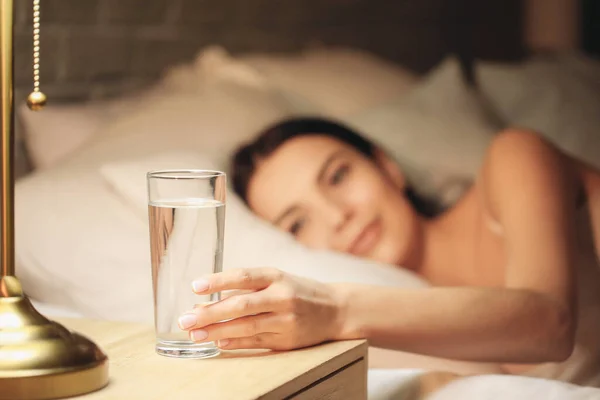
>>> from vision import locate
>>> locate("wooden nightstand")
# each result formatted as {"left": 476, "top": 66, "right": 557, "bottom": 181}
{"left": 56, "top": 318, "right": 368, "bottom": 400}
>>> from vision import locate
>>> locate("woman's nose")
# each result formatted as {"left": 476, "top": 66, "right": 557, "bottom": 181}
{"left": 323, "top": 204, "right": 355, "bottom": 252}
{"left": 324, "top": 204, "right": 353, "bottom": 232}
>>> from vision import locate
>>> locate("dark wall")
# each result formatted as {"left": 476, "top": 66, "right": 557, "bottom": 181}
{"left": 13, "top": 0, "right": 526, "bottom": 103}
{"left": 582, "top": 0, "right": 600, "bottom": 57}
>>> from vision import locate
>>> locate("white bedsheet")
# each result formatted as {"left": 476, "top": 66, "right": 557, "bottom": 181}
{"left": 30, "top": 299, "right": 83, "bottom": 319}
{"left": 428, "top": 375, "right": 600, "bottom": 400}
{"left": 368, "top": 369, "right": 600, "bottom": 400}
{"left": 368, "top": 369, "right": 423, "bottom": 399}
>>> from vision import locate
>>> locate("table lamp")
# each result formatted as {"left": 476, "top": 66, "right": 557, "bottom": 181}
{"left": 0, "top": 1, "right": 109, "bottom": 399}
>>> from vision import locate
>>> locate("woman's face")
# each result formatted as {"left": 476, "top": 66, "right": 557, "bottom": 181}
{"left": 246, "top": 134, "right": 422, "bottom": 267}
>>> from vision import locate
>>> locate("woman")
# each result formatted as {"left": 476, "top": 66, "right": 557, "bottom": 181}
{"left": 178, "top": 118, "right": 600, "bottom": 385}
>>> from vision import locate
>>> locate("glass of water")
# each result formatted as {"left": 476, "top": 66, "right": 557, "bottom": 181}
{"left": 147, "top": 170, "right": 226, "bottom": 359}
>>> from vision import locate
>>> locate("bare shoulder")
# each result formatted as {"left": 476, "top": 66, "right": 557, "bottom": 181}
{"left": 474, "top": 127, "right": 600, "bottom": 268}
{"left": 477, "top": 129, "right": 579, "bottom": 221}
{"left": 481, "top": 128, "right": 572, "bottom": 179}
{"left": 480, "top": 128, "right": 600, "bottom": 199}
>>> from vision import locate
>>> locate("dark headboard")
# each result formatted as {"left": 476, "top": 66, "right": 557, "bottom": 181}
{"left": 13, "top": 0, "right": 525, "bottom": 103}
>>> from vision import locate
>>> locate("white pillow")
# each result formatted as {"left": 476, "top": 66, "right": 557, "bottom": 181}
{"left": 348, "top": 57, "right": 502, "bottom": 207}
{"left": 17, "top": 45, "right": 286, "bottom": 171}
{"left": 241, "top": 46, "right": 419, "bottom": 118}
{"left": 18, "top": 45, "right": 417, "bottom": 172}
{"left": 49, "top": 82, "right": 294, "bottom": 173}
{"left": 477, "top": 53, "right": 600, "bottom": 169}
{"left": 18, "top": 85, "right": 170, "bottom": 170}
{"left": 16, "top": 165, "right": 155, "bottom": 323}
{"left": 18, "top": 102, "right": 106, "bottom": 170}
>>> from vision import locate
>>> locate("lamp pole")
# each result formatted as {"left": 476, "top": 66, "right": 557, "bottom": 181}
{"left": 0, "top": 0, "right": 15, "bottom": 278}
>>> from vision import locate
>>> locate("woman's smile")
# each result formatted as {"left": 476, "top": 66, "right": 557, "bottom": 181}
{"left": 347, "top": 217, "right": 382, "bottom": 257}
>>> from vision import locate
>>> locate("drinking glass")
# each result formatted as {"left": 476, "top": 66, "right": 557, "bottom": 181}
{"left": 147, "top": 170, "right": 226, "bottom": 358}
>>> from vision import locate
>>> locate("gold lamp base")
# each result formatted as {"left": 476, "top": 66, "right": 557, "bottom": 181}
{"left": 0, "top": 276, "right": 109, "bottom": 400}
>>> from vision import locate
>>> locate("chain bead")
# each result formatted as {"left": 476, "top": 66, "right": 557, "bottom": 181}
{"left": 27, "top": 0, "right": 46, "bottom": 111}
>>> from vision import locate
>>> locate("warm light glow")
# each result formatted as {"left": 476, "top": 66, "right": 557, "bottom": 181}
{"left": 0, "top": 349, "right": 35, "bottom": 362}
{"left": 0, "top": 330, "right": 30, "bottom": 343}
{"left": 0, "top": 312, "right": 22, "bottom": 329}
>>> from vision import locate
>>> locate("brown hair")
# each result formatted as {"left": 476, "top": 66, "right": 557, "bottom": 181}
{"left": 231, "top": 117, "right": 440, "bottom": 217}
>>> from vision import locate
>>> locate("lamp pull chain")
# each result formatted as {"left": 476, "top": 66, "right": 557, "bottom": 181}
{"left": 26, "top": 0, "right": 46, "bottom": 111}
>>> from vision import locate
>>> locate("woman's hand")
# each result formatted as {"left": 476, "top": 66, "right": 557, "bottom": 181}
{"left": 177, "top": 268, "right": 347, "bottom": 351}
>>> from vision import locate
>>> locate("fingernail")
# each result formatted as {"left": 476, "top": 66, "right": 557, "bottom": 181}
{"left": 218, "top": 339, "right": 230, "bottom": 348}
{"left": 178, "top": 313, "right": 197, "bottom": 330}
{"left": 191, "top": 329, "right": 208, "bottom": 342}
{"left": 192, "top": 279, "right": 209, "bottom": 293}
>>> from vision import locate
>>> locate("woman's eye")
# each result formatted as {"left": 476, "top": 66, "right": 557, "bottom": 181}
{"left": 329, "top": 165, "right": 349, "bottom": 186}
{"left": 289, "top": 219, "right": 305, "bottom": 236}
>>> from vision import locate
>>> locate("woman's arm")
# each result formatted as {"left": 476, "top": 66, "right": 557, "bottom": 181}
{"left": 367, "top": 347, "right": 504, "bottom": 375}
{"left": 333, "top": 285, "right": 572, "bottom": 363}
{"left": 333, "top": 130, "right": 579, "bottom": 363}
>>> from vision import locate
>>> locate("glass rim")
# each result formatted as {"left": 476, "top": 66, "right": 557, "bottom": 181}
{"left": 147, "top": 169, "right": 226, "bottom": 180}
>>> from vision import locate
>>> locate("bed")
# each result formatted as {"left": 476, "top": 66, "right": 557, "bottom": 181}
{"left": 12, "top": 0, "right": 600, "bottom": 398}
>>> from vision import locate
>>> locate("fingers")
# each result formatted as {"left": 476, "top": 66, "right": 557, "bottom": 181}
{"left": 188, "top": 313, "right": 282, "bottom": 344}
{"left": 179, "top": 289, "right": 286, "bottom": 330}
{"left": 217, "top": 334, "right": 280, "bottom": 350}
{"left": 191, "top": 290, "right": 253, "bottom": 310}
{"left": 221, "top": 289, "right": 255, "bottom": 299}
{"left": 191, "top": 268, "right": 284, "bottom": 295}
{"left": 217, "top": 333, "right": 279, "bottom": 350}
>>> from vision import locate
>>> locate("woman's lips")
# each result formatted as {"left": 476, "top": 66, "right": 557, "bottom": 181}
{"left": 347, "top": 218, "right": 382, "bottom": 256}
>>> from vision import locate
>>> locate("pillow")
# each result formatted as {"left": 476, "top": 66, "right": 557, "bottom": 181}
{"left": 18, "top": 45, "right": 416, "bottom": 171}
{"left": 238, "top": 46, "right": 419, "bottom": 118}
{"left": 18, "top": 85, "right": 170, "bottom": 170}
{"left": 18, "top": 101, "right": 106, "bottom": 170}
{"left": 348, "top": 57, "right": 502, "bottom": 207}
{"left": 17, "top": 45, "right": 280, "bottom": 171}
{"left": 16, "top": 163, "right": 156, "bottom": 323}
{"left": 160, "top": 45, "right": 420, "bottom": 118}
{"left": 476, "top": 53, "right": 600, "bottom": 169}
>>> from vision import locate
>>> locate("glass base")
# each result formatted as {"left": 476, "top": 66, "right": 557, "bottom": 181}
{"left": 155, "top": 340, "right": 221, "bottom": 359}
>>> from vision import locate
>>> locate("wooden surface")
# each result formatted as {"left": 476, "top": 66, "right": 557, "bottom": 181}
{"left": 56, "top": 318, "right": 368, "bottom": 400}
{"left": 293, "top": 359, "right": 367, "bottom": 400}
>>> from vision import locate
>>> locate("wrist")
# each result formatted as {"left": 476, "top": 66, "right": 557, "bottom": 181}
{"left": 329, "top": 283, "right": 363, "bottom": 341}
